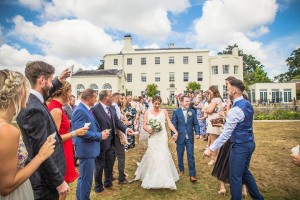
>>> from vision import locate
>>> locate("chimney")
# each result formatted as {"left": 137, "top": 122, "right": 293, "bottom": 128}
{"left": 168, "top": 43, "right": 175, "bottom": 48}
{"left": 232, "top": 44, "right": 239, "bottom": 56}
{"left": 121, "top": 34, "right": 134, "bottom": 53}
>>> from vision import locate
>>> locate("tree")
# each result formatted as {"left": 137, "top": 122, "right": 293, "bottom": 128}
{"left": 186, "top": 81, "right": 201, "bottom": 92}
{"left": 146, "top": 83, "right": 159, "bottom": 97}
{"left": 219, "top": 45, "right": 271, "bottom": 87}
{"left": 274, "top": 48, "right": 300, "bottom": 82}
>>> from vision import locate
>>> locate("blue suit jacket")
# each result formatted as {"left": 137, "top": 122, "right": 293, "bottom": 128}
{"left": 171, "top": 108, "right": 200, "bottom": 145}
{"left": 71, "top": 102, "right": 102, "bottom": 158}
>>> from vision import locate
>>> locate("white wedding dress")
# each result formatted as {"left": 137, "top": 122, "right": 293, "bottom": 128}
{"left": 134, "top": 110, "right": 179, "bottom": 190}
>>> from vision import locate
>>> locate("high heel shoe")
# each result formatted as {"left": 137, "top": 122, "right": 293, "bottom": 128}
{"left": 218, "top": 188, "right": 226, "bottom": 196}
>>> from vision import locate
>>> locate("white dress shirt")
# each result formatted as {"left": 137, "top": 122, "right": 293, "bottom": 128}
{"left": 30, "top": 89, "right": 45, "bottom": 103}
{"left": 209, "top": 96, "right": 245, "bottom": 152}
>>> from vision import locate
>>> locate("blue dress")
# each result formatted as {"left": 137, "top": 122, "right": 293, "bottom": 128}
{"left": 196, "top": 101, "right": 206, "bottom": 134}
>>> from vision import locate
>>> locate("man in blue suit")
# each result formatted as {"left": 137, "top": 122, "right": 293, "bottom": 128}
{"left": 72, "top": 89, "right": 110, "bottom": 200}
{"left": 171, "top": 95, "right": 200, "bottom": 182}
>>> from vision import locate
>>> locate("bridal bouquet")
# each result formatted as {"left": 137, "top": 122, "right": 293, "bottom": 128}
{"left": 148, "top": 119, "right": 163, "bottom": 133}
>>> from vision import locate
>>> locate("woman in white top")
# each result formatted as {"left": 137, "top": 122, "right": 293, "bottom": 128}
{"left": 202, "top": 85, "right": 224, "bottom": 165}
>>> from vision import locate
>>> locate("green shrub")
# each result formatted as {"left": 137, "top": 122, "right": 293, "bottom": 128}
{"left": 254, "top": 110, "right": 300, "bottom": 120}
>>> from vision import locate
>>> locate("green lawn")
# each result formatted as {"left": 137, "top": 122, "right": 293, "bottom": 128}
{"left": 66, "top": 122, "right": 300, "bottom": 200}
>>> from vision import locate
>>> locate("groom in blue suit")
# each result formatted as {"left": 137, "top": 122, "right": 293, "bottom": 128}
{"left": 72, "top": 89, "right": 110, "bottom": 200}
{"left": 171, "top": 95, "right": 200, "bottom": 182}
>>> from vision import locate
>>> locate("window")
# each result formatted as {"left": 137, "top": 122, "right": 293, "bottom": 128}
{"left": 126, "top": 91, "right": 132, "bottom": 96}
{"left": 157, "top": 91, "right": 160, "bottom": 96}
{"left": 89, "top": 84, "right": 99, "bottom": 95}
{"left": 114, "top": 59, "right": 118, "bottom": 65}
{"left": 271, "top": 89, "right": 281, "bottom": 103}
{"left": 259, "top": 90, "right": 267, "bottom": 102}
{"left": 169, "top": 72, "right": 175, "bottom": 82}
{"left": 127, "top": 73, "right": 132, "bottom": 82}
{"left": 197, "top": 72, "right": 203, "bottom": 81}
{"left": 155, "top": 57, "right": 160, "bottom": 64}
{"left": 212, "top": 66, "right": 218, "bottom": 74}
{"left": 283, "top": 89, "right": 292, "bottom": 102}
{"left": 127, "top": 58, "right": 132, "bottom": 65}
{"left": 234, "top": 65, "right": 239, "bottom": 74}
{"left": 141, "top": 73, "right": 147, "bottom": 82}
{"left": 223, "top": 65, "right": 229, "bottom": 74}
{"left": 183, "top": 56, "right": 189, "bottom": 64}
{"left": 197, "top": 56, "right": 203, "bottom": 63}
{"left": 169, "top": 56, "right": 174, "bottom": 64}
{"left": 223, "top": 85, "right": 227, "bottom": 99}
{"left": 76, "top": 84, "right": 85, "bottom": 98}
{"left": 141, "top": 57, "right": 146, "bottom": 65}
{"left": 102, "top": 83, "right": 112, "bottom": 90}
{"left": 183, "top": 72, "right": 189, "bottom": 82}
{"left": 155, "top": 72, "right": 160, "bottom": 82}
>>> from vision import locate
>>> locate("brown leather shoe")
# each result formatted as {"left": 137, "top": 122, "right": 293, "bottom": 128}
{"left": 118, "top": 179, "right": 133, "bottom": 184}
{"left": 190, "top": 176, "right": 197, "bottom": 183}
{"left": 178, "top": 171, "right": 184, "bottom": 177}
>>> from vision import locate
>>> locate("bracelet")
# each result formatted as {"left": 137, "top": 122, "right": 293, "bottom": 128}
{"left": 71, "top": 131, "right": 76, "bottom": 138}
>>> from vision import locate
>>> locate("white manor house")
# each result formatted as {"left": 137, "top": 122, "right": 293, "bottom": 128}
{"left": 71, "top": 35, "right": 245, "bottom": 103}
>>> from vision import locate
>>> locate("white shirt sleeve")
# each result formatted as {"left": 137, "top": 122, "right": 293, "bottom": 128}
{"left": 209, "top": 106, "right": 245, "bottom": 152}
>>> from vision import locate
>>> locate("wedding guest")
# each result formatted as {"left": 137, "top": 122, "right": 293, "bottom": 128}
{"left": 136, "top": 96, "right": 148, "bottom": 147}
{"left": 63, "top": 95, "right": 76, "bottom": 121}
{"left": 62, "top": 94, "right": 78, "bottom": 166}
{"left": 17, "top": 61, "right": 71, "bottom": 199}
{"left": 211, "top": 76, "right": 248, "bottom": 196}
{"left": 92, "top": 90, "right": 134, "bottom": 194}
{"left": 202, "top": 86, "right": 223, "bottom": 165}
{"left": 0, "top": 69, "right": 55, "bottom": 199}
{"left": 171, "top": 95, "right": 200, "bottom": 183}
{"left": 194, "top": 94, "right": 206, "bottom": 136}
{"left": 204, "top": 79, "right": 264, "bottom": 200}
{"left": 72, "top": 89, "right": 110, "bottom": 200}
{"left": 48, "top": 82, "right": 88, "bottom": 183}
{"left": 111, "top": 92, "right": 134, "bottom": 184}
{"left": 123, "top": 100, "right": 137, "bottom": 149}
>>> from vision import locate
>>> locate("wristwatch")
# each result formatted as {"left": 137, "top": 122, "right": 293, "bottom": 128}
{"left": 71, "top": 131, "right": 76, "bottom": 138}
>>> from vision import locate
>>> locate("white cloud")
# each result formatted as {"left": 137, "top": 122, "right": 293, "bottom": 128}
{"left": 194, "top": 0, "right": 278, "bottom": 48}
{"left": 0, "top": 44, "right": 87, "bottom": 75}
{"left": 18, "top": 0, "right": 44, "bottom": 10}
{"left": 37, "top": 0, "right": 190, "bottom": 40}
{"left": 192, "top": 0, "right": 290, "bottom": 79}
{"left": 0, "top": 26, "right": 4, "bottom": 44}
{"left": 9, "top": 16, "right": 123, "bottom": 63}
{"left": 144, "top": 43, "right": 160, "bottom": 49}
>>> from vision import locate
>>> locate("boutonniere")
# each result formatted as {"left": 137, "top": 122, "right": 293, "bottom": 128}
{"left": 188, "top": 111, "right": 192, "bottom": 116}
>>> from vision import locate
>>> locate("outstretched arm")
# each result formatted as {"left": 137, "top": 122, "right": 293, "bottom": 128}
{"left": 164, "top": 109, "right": 178, "bottom": 141}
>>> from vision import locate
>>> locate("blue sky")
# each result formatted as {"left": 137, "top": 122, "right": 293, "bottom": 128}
{"left": 0, "top": 0, "right": 299, "bottom": 79}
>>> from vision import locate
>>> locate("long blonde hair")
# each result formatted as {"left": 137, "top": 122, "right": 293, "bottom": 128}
{"left": 0, "top": 69, "right": 30, "bottom": 116}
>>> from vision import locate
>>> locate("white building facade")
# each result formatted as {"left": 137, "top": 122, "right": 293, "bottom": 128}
{"left": 70, "top": 35, "right": 243, "bottom": 103}
{"left": 248, "top": 82, "right": 296, "bottom": 104}
{"left": 102, "top": 35, "right": 243, "bottom": 103}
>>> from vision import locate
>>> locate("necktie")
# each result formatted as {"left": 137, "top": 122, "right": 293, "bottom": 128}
{"left": 89, "top": 109, "right": 93, "bottom": 115}
{"left": 107, "top": 107, "right": 111, "bottom": 118}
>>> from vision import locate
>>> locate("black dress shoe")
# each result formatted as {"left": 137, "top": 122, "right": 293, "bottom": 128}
{"left": 118, "top": 179, "right": 133, "bottom": 184}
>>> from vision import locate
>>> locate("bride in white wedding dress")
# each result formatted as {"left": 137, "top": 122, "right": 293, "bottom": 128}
{"left": 134, "top": 96, "right": 180, "bottom": 190}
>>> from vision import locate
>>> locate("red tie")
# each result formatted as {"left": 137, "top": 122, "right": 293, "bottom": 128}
{"left": 89, "top": 109, "right": 93, "bottom": 115}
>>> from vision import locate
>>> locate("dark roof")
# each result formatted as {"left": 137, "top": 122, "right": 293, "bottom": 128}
{"left": 73, "top": 69, "right": 122, "bottom": 76}
{"left": 135, "top": 48, "right": 192, "bottom": 51}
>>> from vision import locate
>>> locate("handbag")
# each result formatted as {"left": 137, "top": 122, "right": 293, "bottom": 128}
{"left": 210, "top": 118, "right": 224, "bottom": 127}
